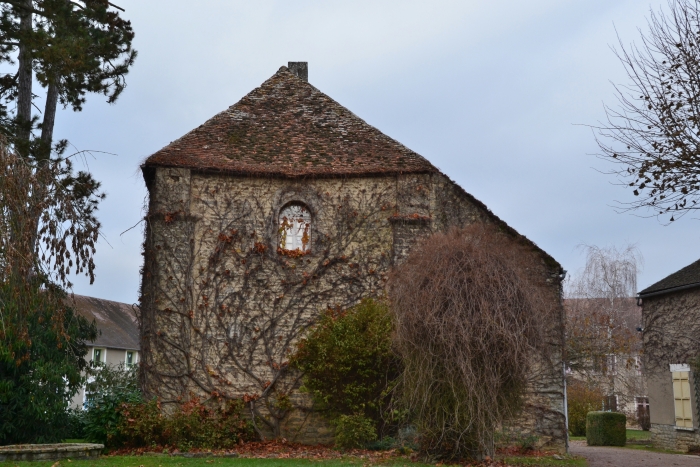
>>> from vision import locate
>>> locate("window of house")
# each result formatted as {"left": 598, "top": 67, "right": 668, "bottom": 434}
{"left": 603, "top": 394, "right": 618, "bottom": 412}
{"left": 672, "top": 369, "right": 694, "bottom": 428}
{"left": 93, "top": 348, "right": 106, "bottom": 365}
{"left": 125, "top": 351, "right": 137, "bottom": 367}
{"left": 593, "top": 354, "right": 617, "bottom": 376}
{"left": 278, "top": 203, "right": 311, "bottom": 253}
{"left": 636, "top": 395, "right": 650, "bottom": 430}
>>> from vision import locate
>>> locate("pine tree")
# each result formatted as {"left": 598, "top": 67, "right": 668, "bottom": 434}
{"left": 0, "top": 0, "right": 136, "bottom": 160}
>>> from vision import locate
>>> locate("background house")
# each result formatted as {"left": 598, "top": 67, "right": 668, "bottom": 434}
{"left": 68, "top": 294, "right": 140, "bottom": 409}
{"left": 640, "top": 258, "right": 700, "bottom": 451}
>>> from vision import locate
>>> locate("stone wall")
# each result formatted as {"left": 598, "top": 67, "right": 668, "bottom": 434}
{"left": 650, "top": 423, "right": 700, "bottom": 451}
{"left": 643, "top": 288, "right": 700, "bottom": 375}
{"left": 643, "top": 287, "right": 700, "bottom": 451}
{"left": 140, "top": 168, "right": 566, "bottom": 449}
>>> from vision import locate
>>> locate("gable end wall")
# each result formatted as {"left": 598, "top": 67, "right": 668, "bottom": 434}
{"left": 140, "top": 168, "right": 566, "bottom": 450}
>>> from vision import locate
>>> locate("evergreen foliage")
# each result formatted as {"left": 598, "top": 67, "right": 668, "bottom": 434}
{"left": 0, "top": 274, "right": 97, "bottom": 443}
{"left": 82, "top": 362, "right": 141, "bottom": 445}
{"left": 0, "top": 0, "right": 136, "bottom": 160}
{"left": 0, "top": 0, "right": 135, "bottom": 444}
{"left": 290, "top": 299, "right": 399, "bottom": 444}
{"left": 586, "top": 411, "right": 626, "bottom": 446}
{"left": 333, "top": 414, "right": 378, "bottom": 449}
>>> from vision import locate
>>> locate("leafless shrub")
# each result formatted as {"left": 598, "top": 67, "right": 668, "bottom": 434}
{"left": 388, "top": 224, "right": 552, "bottom": 460}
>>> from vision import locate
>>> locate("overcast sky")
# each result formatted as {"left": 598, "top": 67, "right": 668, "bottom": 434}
{"left": 53, "top": 0, "right": 698, "bottom": 305}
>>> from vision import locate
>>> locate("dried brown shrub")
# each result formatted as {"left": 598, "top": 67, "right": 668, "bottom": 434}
{"left": 0, "top": 143, "right": 102, "bottom": 286}
{"left": 388, "top": 224, "right": 552, "bottom": 460}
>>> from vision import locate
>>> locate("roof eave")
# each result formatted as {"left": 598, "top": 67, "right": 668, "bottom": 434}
{"left": 638, "top": 281, "right": 700, "bottom": 299}
{"left": 141, "top": 162, "right": 438, "bottom": 180}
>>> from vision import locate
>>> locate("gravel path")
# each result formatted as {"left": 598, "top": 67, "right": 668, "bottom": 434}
{"left": 569, "top": 440, "right": 700, "bottom": 467}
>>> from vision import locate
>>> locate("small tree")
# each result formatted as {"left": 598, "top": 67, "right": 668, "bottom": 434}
{"left": 388, "top": 225, "right": 552, "bottom": 460}
{"left": 566, "top": 379, "right": 604, "bottom": 437}
{"left": 595, "top": 0, "right": 700, "bottom": 222}
{"left": 0, "top": 275, "right": 97, "bottom": 443}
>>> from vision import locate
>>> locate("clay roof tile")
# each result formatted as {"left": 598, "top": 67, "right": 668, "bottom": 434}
{"left": 143, "top": 66, "right": 438, "bottom": 177}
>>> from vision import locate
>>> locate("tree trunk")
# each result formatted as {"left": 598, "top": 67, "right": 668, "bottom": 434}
{"left": 16, "top": 0, "right": 33, "bottom": 150}
{"left": 40, "top": 81, "right": 58, "bottom": 161}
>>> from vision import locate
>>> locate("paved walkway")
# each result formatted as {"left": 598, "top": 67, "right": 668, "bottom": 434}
{"left": 569, "top": 440, "right": 700, "bottom": 467}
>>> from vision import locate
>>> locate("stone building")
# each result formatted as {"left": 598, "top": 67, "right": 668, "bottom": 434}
{"left": 640, "top": 258, "right": 700, "bottom": 451}
{"left": 139, "top": 63, "right": 567, "bottom": 449}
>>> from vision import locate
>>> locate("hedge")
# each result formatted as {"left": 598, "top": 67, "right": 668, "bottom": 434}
{"left": 586, "top": 411, "right": 626, "bottom": 446}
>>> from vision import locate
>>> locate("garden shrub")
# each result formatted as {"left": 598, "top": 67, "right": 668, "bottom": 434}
{"left": 566, "top": 379, "right": 603, "bottom": 436}
{"left": 290, "top": 298, "right": 399, "bottom": 447}
{"left": 0, "top": 276, "right": 97, "bottom": 444}
{"left": 586, "top": 411, "right": 626, "bottom": 446}
{"left": 388, "top": 225, "right": 552, "bottom": 460}
{"left": 66, "top": 408, "right": 86, "bottom": 439}
{"left": 82, "top": 362, "right": 141, "bottom": 445}
{"left": 515, "top": 434, "right": 539, "bottom": 453}
{"left": 333, "top": 413, "right": 377, "bottom": 449}
{"left": 116, "top": 397, "right": 255, "bottom": 450}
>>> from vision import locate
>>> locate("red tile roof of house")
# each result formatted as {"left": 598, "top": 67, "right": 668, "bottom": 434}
{"left": 143, "top": 66, "right": 439, "bottom": 177}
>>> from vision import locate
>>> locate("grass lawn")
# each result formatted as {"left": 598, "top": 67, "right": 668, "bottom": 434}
{"left": 0, "top": 454, "right": 587, "bottom": 467}
{"left": 625, "top": 429, "right": 651, "bottom": 441}
{"left": 567, "top": 429, "right": 693, "bottom": 455}
{"left": 5, "top": 457, "right": 412, "bottom": 467}
{"left": 569, "top": 428, "right": 650, "bottom": 443}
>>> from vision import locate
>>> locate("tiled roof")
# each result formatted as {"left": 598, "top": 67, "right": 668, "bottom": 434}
{"left": 143, "top": 66, "right": 438, "bottom": 177}
{"left": 639, "top": 258, "right": 700, "bottom": 296}
{"left": 69, "top": 294, "right": 139, "bottom": 350}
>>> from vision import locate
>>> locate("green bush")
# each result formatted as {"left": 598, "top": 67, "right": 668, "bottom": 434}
{"left": 66, "top": 408, "right": 86, "bottom": 439}
{"left": 0, "top": 277, "right": 97, "bottom": 444}
{"left": 290, "top": 298, "right": 399, "bottom": 446}
{"left": 333, "top": 413, "right": 378, "bottom": 449}
{"left": 586, "top": 411, "right": 626, "bottom": 446}
{"left": 566, "top": 379, "right": 603, "bottom": 436}
{"left": 82, "top": 363, "right": 141, "bottom": 446}
{"left": 116, "top": 397, "right": 255, "bottom": 450}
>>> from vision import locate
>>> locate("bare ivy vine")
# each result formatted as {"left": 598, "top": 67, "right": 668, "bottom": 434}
{"left": 140, "top": 174, "right": 398, "bottom": 438}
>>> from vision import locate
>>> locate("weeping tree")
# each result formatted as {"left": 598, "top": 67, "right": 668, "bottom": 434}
{"left": 388, "top": 224, "right": 553, "bottom": 461}
{"left": 564, "top": 245, "right": 643, "bottom": 377}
